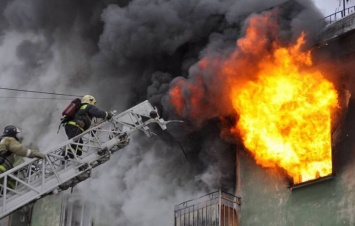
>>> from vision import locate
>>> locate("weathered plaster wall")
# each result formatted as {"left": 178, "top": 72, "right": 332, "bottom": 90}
{"left": 31, "top": 194, "right": 62, "bottom": 226}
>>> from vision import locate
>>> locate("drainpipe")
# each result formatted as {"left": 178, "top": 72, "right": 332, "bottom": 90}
{"left": 219, "top": 190, "right": 222, "bottom": 226}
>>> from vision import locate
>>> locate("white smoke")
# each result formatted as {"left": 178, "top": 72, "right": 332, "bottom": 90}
{"left": 0, "top": 0, "right": 325, "bottom": 225}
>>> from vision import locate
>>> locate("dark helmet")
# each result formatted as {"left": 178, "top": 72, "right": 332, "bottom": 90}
{"left": 3, "top": 125, "right": 23, "bottom": 141}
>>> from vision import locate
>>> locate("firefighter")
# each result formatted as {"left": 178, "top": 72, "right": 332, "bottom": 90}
{"left": 0, "top": 125, "right": 46, "bottom": 188}
{"left": 64, "top": 94, "right": 113, "bottom": 157}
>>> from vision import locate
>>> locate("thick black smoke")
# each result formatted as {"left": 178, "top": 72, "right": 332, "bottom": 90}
{"left": 0, "top": 0, "right": 324, "bottom": 225}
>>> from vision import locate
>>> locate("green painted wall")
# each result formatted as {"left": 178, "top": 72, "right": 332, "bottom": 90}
{"left": 31, "top": 194, "right": 62, "bottom": 226}
{"left": 238, "top": 146, "right": 355, "bottom": 226}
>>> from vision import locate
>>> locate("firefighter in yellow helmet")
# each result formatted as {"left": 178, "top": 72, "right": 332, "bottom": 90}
{"left": 64, "top": 95, "right": 113, "bottom": 157}
{"left": 0, "top": 125, "right": 46, "bottom": 188}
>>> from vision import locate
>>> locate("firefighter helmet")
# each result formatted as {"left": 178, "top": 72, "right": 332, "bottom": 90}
{"left": 82, "top": 95, "right": 97, "bottom": 105}
{"left": 3, "top": 125, "right": 23, "bottom": 142}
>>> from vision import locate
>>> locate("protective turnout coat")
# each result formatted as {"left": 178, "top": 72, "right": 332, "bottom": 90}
{"left": 0, "top": 137, "right": 39, "bottom": 171}
{"left": 74, "top": 104, "right": 108, "bottom": 130}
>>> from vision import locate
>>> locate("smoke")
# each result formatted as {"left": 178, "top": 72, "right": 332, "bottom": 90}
{"left": 0, "top": 0, "right": 326, "bottom": 225}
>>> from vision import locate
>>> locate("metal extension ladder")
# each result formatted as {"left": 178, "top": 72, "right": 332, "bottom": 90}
{"left": 0, "top": 100, "right": 169, "bottom": 219}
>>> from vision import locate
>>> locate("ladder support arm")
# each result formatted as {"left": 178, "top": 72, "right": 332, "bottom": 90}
{"left": 0, "top": 100, "right": 171, "bottom": 219}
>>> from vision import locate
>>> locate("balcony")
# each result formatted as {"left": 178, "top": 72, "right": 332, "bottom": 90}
{"left": 316, "top": 6, "right": 355, "bottom": 42}
{"left": 174, "top": 191, "right": 241, "bottom": 226}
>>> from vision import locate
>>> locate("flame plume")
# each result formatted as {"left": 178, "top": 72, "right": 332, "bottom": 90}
{"left": 169, "top": 12, "right": 338, "bottom": 184}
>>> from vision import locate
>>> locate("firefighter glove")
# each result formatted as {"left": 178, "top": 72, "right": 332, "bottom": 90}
{"left": 33, "top": 152, "right": 46, "bottom": 159}
{"left": 107, "top": 112, "right": 113, "bottom": 120}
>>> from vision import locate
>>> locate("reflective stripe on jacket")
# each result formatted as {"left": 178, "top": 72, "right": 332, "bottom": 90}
{"left": 73, "top": 103, "right": 108, "bottom": 130}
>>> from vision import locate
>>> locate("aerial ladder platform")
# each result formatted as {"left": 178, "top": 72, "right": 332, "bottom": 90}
{"left": 0, "top": 100, "right": 170, "bottom": 219}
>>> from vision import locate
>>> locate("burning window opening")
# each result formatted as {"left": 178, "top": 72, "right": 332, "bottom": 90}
{"left": 228, "top": 28, "right": 338, "bottom": 187}
{"left": 287, "top": 174, "right": 334, "bottom": 191}
{"left": 287, "top": 86, "right": 350, "bottom": 190}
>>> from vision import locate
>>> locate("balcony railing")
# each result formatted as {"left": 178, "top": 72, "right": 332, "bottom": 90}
{"left": 174, "top": 191, "right": 241, "bottom": 226}
{"left": 319, "top": 6, "right": 355, "bottom": 27}
{"left": 312, "top": 6, "right": 355, "bottom": 41}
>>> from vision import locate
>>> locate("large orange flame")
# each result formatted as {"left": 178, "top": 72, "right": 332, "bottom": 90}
{"left": 169, "top": 12, "right": 338, "bottom": 184}
{"left": 230, "top": 36, "right": 337, "bottom": 184}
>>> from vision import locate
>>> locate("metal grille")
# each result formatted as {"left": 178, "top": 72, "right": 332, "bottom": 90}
{"left": 60, "top": 195, "right": 93, "bottom": 226}
{"left": 174, "top": 191, "right": 241, "bottom": 226}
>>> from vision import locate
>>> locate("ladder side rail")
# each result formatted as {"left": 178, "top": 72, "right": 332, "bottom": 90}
{"left": 0, "top": 120, "right": 114, "bottom": 216}
{"left": 0, "top": 100, "right": 166, "bottom": 218}
{"left": 0, "top": 108, "right": 157, "bottom": 199}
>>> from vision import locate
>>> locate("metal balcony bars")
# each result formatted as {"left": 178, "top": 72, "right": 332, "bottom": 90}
{"left": 174, "top": 190, "right": 241, "bottom": 226}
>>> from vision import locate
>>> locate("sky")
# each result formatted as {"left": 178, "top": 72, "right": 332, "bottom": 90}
{"left": 313, "top": 0, "right": 355, "bottom": 16}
